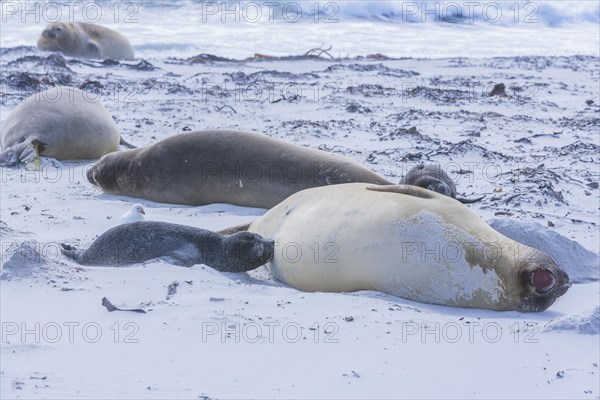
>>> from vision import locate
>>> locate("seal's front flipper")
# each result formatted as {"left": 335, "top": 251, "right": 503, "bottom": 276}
{"left": 456, "top": 195, "right": 485, "bottom": 204}
{"left": 366, "top": 184, "right": 438, "bottom": 199}
{"left": 217, "top": 222, "right": 252, "bottom": 235}
{"left": 0, "top": 141, "right": 42, "bottom": 166}
{"left": 60, "top": 243, "right": 84, "bottom": 263}
{"left": 19, "top": 145, "right": 38, "bottom": 163}
{"left": 86, "top": 40, "right": 101, "bottom": 57}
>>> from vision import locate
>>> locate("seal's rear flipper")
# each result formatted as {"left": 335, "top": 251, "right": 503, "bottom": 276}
{"left": 456, "top": 195, "right": 485, "bottom": 204}
{"left": 217, "top": 222, "right": 252, "bottom": 235}
{"left": 119, "top": 137, "right": 137, "bottom": 149}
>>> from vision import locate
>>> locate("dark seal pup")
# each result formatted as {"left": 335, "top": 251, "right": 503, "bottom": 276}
{"left": 401, "top": 163, "right": 484, "bottom": 204}
{"left": 60, "top": 221, "right": 274, "bottom": 271}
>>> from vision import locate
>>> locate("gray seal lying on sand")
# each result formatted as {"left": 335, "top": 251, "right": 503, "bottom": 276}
{"left": 37, "top": 22, "right": 134, "bottom": 60}
{"left": 0, "top": 86, "right": 134, "bottom": 166}
{"left": 86, "top": 130, "right": 482, "bottom": 208}
{"left": 86, "top": 130, "right": 391, "bottom": 208}
{"left": 244, "top": 183, "right": 570, "bottom": 312}
{"left": 61, "top": 221, "right": 274, "bottom": 271}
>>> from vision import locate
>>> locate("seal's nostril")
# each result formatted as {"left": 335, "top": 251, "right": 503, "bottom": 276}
{"left": 531, "top": 270, "right": 556, "bottom": 293}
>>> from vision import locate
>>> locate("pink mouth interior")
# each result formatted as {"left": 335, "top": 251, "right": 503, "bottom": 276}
{"left": 531, "top": 270, "right": 555, "bottom": 292}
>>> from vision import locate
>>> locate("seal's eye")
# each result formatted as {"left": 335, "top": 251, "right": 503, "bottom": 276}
{"left": 531, "top": 269, "right": 556, "bottom": 293}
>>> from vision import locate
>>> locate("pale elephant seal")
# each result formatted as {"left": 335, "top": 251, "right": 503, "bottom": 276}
{"left": 37, "top": 22, "right": 134, "bottom": 60}
{"left": 0, "top": 86, "right": 133, "bottom": 166}
{"left": 246, "top": 183, "right": 570, "bottom": 312}
{"left": 86, "top": 130, "right": 392, "bottom": 208}
{"left": 60, "top": 221, "right": 274, "bottom": 271}
{"left": 401, "top": 163, "right": 484, "bottom": 204}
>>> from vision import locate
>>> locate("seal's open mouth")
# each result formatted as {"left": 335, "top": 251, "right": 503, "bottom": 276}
{"left": 531, "top": 269, "right": 556, "bottom": 293}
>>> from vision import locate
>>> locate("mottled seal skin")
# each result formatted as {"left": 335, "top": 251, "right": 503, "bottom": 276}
{"left": 86, "top": 130, "right": 392, "bottom": 208}
{"left": 246, "top": 183, "right": 570, "bottom": 312}
{"left": 60, "top": 221, "right": 274, "bottom": 271}
{"left": 0, "top": 86, "right": 130, "bottom": 166}
{"left": 37, "top": 22, "right": 134, "bottom": 60}
{"left": 401, "top": 164, "right": 484, "bottom": 204}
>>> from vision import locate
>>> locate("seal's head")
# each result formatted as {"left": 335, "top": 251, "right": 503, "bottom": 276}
{"left": 37, "top": 23, "right": 72, "bottom": 52}
{"left": 222, "top": 232, "right": 274, "bottom": 272}
{"left": 401, "top": 164, "right": 457, "bottom": 198}
{"left": 87, "top": 152, "right": 130, "bottom": 193}
{"left": 401, "top": 164, "right": 485, "bottom": 204}
{"left": 517, "top": 251, "right": 571, "bottom": 312}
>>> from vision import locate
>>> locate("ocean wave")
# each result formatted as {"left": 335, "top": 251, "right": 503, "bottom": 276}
{"left": 330, "top": 1, "right": 600, "bottom": 25}
{"left": 136, "top": 0, "right": 599, "bottom": 25}
{"left": 90, "top": 1, "right": 600, "bottom": 25}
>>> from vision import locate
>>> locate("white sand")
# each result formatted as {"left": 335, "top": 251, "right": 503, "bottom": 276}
{"left": 1, "top": 49, "right": 599, "bottom": 399}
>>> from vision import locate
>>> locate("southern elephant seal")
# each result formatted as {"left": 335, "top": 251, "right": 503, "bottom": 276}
{"left": 0, "top": 86, "right": 133, "bottom": 166}
{"left": 246, "top": 183, "right": 570, "bottom": 312}
{"left": 37, "top": 22, "right": 134, "bottom": 60}
{"left": 86, "top": 130, "right": 392, "bottom": 208}
{"left": 60, "top": 221, "right": 274, "bottom": 271}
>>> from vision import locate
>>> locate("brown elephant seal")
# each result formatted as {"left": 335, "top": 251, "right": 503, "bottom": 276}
{"left": 61, "top": 221, "right": 274, "bottom": 271}
{"left": 401, "top": 163, "right": 484, "bottom": 204}
{"left": 86, "top": 130, "right": 392, "bottom": 208}
{"left": 245, "top": 183, "right": 570, "bottom": 312}
{"left": 37, "top": 22, "right": 134, "bottom": 60}
{"left": 0, "top": 86, "right": 134, "bottom": 166}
